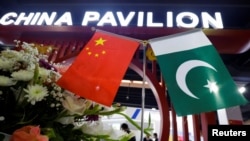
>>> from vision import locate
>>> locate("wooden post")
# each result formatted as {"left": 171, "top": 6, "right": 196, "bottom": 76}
{"left": 200, "top": 112, "right": 217, "bottom": 141}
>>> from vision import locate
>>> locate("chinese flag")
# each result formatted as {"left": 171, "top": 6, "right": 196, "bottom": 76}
{"left": 57, "top": 30, "right": 140, "bottom": 106}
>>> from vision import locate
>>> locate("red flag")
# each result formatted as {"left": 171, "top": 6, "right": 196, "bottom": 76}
{"left": 57, "top": 30, "right": 140, "bottom": 106}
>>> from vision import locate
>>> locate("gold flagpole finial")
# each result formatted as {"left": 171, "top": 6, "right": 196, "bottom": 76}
{"left": 141, "top": 40, "right": 149, "bottom": 47}
{"left": 91, "top": 27, "right": 96, "bottom": 31}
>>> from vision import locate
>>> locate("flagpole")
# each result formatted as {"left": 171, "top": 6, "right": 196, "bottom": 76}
{"left": 140, "top": 41, "right": 147, "bottom": 141}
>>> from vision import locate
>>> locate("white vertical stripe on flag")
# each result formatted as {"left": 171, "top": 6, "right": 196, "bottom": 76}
{"left": 149, "top": 29, "right": 212, "bottom": 56}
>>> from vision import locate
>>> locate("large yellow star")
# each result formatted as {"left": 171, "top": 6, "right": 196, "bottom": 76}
{"left": 95, "top": 37, "right": 106, "bottom": 46}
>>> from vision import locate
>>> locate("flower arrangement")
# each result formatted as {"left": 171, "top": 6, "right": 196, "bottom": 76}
{"left": 0, "top": 41, "right": 152, "bottom": 141}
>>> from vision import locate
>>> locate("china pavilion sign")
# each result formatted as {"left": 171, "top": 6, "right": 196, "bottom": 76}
{"left": 0, "top": 11, "right": 224, "bottom": 29}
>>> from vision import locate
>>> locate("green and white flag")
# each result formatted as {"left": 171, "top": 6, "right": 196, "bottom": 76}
{"left": 149, "top": 29, "right": 248, "bottom": 116}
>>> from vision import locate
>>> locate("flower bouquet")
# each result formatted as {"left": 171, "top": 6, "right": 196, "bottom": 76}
{"left": 0, "top": 41, "right": 152, "bottom": 141}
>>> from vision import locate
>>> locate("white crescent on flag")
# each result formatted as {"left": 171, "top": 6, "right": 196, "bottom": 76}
{"left": 176, "top": 60, "right": 217, "bottom": 99}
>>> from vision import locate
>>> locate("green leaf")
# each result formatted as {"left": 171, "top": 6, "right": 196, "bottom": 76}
{"left": 41, "top": 128, "right": 56, "bottom": 139}
{"left": 98, "top": 106, "right": 126, "bottom": 116}
{"left": 116, "top": 112, "right": 152, "bottom": 136}
{"left": 84, "top": 104, "right": 102, "bottom": 115}
{"left": 147, "top": 113, "right": 151, "bottom": 128}
{"left": 32, "top": 63, "right": 40, "bottom": 84}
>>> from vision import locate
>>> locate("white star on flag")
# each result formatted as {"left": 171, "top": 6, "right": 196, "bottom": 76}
{"left": 204, "top": 80, "right": 218, "bottom": 93}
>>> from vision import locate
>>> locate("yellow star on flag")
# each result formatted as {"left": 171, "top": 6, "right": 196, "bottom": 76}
{"left": 95, "top": 37, "right": 106, "bottom": 46}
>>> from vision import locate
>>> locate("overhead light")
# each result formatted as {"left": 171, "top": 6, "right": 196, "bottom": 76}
{"left": 121, "top": 80, "right": 132, "bottom": 83}
{"left": 151, "top": 108, "right": 157, "bottom": 110}
{"left": 120, "top": 79, "right": 150, "bottom": 88}
{"left": 132, "top": 80, "right": 148, "bottom": 84}
{"left": 239, "top": 86, "right": 246, "bottom": 94}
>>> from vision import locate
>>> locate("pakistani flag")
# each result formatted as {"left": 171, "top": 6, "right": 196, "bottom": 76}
{"left": 149, "top": 29, "right": 248, "bottom": 116}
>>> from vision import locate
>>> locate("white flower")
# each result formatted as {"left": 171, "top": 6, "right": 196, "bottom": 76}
{"left": 24, "top": 84, "right": 49, "bottom": 105}
{"left": 38, "top": 67, "right": 51, "bottom": 80}
{"left": 0, "top": 75, "right": 16, "bottom": 86}
{"left": 11, "top": 70, "right": 34, "bottom": 81}
{"left": 22, "top": 42, "right": 39, "bottom": 55}
{"left": 1, "top": 49, "right": 22, "bottom": 59}
{"left": 110, "top": 128, "right": 130, "bottom": 140}
{"left": 0, "top": 116, "right": 5, "bottom": 121}
{"left": 62, "top": 94, "right": 92, "bottom": 115}
{"left": 57, "top": 116, "right": 75, "bottom": 125}
{"left": 0, "top": 58, "right": 15, "bottom": 71}
{"left": 80, "top": 122, "right": 128, "bottom": 140}
{"left": 81, "top": 121, "right": 112, "bottom": 135}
